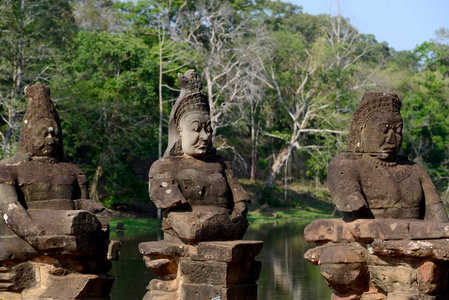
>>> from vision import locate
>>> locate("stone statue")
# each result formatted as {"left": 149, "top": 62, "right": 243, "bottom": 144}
{"left": 328, "top": 92, "right": 449, "bottom": 222}
{"left": 0, "top": 82, "right": 118, "bottom": 299}
{"left": 140, "top": 70, "right": 262, "bottom": 300}
{"left": 149, "top": 69, "right": 249, "bottom": 244}
{"left": 304, "top": 92, "right": 449, "bottom": 299}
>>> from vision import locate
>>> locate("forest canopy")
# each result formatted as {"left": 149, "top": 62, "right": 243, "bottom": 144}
{"left": 1, "top": 0, "right": 448, "bottom": 207}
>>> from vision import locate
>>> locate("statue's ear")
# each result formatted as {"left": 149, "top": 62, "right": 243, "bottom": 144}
{"left": 359, "top": 124, "right": 366, "bottom": 133}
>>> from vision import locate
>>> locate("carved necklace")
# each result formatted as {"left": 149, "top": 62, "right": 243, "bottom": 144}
{"left": 363, "top": 154, "right": 397, "bottom": 167}
{"left": 362, "top": 154, "right": 412, "bottom": 183}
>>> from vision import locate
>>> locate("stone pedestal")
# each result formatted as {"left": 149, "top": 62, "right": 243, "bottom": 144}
{"left": 139, "top": 240, "right": 263, "bottom": 300}
{"left": 304, "top": 219, "right": 449, "bottom": 299}
{"left": 0, "top": 210, "right": 120, "bottom": 300}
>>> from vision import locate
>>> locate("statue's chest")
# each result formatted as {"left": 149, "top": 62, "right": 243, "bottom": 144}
{"left": 173, "top": 161, "right": 229, "bottom": 205}
{"left": 359, "top": 163, "right": 422, "bottom": 208}
{"left": 16, "top": 163, "right": 78, "bottom": 201}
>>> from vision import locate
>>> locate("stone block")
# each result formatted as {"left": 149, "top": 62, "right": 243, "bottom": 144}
{"left": 26, "top": 235, "right": 79, "bottom": 252}
{"left": 369, "top": 265, "right": 417, "bottom": 293}
{"left": 362, "top": 292, "right": 387, "bottom": 300}
{"left": 417, "top": 261, "right": 444, "bottom": 294}
{"left": 180, "top": 260, "right": 227, "bottom": 285}
{"left": 303, "top": 247, "right": 323, "bottom": 265}
{"left": 144, "top": 257, "right": 178, "bottom": 278}
{"left": 0, "top": 242, "right": 24, "bottom": 261}
{"left": 143, "top": 291, "right": 180, "bottom": 300}
{"left": 347, "top": 219, "right": 380, "bottom": 241}
{"left": 319, "top": 245, "right": 366, "bottom": 264}
{"left": 386, "top": 292, "right": 435, "bottom": 300}
{"left": 26, "top": 199, "right": 75, "bottom": 210}
{"left": 371, "top": 239, "right": 449, "bottom": 261}
{"left": 304, "top": 219, "right": 345, "bottom": 243}
{"left": 377, "top": 220, "right": 410, "bottom": 240}
{"left": 331, "top": 294, "right": 358, "bottom": 300}
{"left": 148, "top": 278, "right": 180, "bottom": 292}
{"left": 139, "top": 241, "right": 184, "bottom": 257}
{"left": 409, "top": 221, "right": 449, "bottom": 240}
{"left": 180, "top": 283, "right": 223, "bottom": 300}
{"left": 21, "top": 271, "right": 114, "bottom": 300}
{"left": 319, "top": 245, "right": 368, "bottom": 294}
{"left": 320, "top": 263, "right": 368, "bottom": 295}
{"left": 180, "top": 259, "right": 261, "bottom": 285}
{"left": 28, "top": 209, "right": 102, "bottom": 235}
{"left": 188, "top": 240, "right": 263, "bottom": 262}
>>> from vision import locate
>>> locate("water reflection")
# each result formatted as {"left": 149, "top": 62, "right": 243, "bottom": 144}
{"left": 109, "top": 221, "right": 332, "bottom": 300}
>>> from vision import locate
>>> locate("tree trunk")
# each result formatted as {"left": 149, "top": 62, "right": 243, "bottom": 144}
{"left": 250, "top": 114, "right": 257, "bottom": 184}
{"left": 263, "top": 144, "right": 294, "bottom": 190}
{"left": 90, "top": 165, "right": 103, "bottom": 202}
{"left": 158, "top": 38, "right": 163, "bottom": 160}
{"left": 3, "top": 0, "right": 24, "bottom": 154}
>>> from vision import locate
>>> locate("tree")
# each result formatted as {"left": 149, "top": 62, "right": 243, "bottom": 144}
{"left": 177, "top": 0, "right": 267, "bottom": 137}
{"left": 0, "top": 0, "right": 75, "bottom": 157}
{"left": 400, "top": 39, "right": 449, "bottom": 191}
{"left": 53, "top": 30, "right": 159, "bottom": 204}
{"left": 72, "top": 0, "right": 125, "bottom": 33}
{"left": 257, "top": 4, "right": 371, "bottom": 190}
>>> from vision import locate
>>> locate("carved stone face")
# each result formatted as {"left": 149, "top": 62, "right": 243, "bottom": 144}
{"left": 179, "top": 112, "right": 212, "bottom": 157}
{"left": 359, "top": 111, "right": 403, "bottom": 160}
{"left": 30, "top": 118, "right": 61, "bottom": 157}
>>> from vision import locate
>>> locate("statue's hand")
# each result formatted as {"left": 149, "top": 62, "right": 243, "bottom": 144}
{"left": 74, "top": 199, "right": 105, "bottom": 214}
{"left": 336, "top": 192, "right": 368, "bottom": 213}
{"left": 231, "top": 201, "right": 248, "bottom": 221}
{"left": 24, "top": 223, "right": 46, "bottom": 237}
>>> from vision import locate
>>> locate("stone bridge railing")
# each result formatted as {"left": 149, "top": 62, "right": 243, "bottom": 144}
{"left": 304, "top": 218, "right": 449, "bottom": 300}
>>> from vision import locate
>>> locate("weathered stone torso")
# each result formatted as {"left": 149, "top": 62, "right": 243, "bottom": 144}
{"left": 150, "top": 155, "right": 232, "bottom": 209}
{"left": 328, "top": 153, "right": 442, "bottom": 219}
{"left": 356, "top": 155, "right": 423, "bottom": 218}
{"left": 18, "top": 161, "right": 84, "bottom": 202}
{"left": 0, "top": 158, "right": 87, "bottom": 210}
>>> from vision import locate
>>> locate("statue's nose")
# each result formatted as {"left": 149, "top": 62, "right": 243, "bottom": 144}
{"left": 199, "top": 128, "right": 208, "bottom": 140}
{"left": 385, "top": 129, "right": 396, "bottom": 143}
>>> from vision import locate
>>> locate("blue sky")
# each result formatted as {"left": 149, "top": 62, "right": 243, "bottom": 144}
{"left": 286, "top": 0, "right": 449, "bottom": 51}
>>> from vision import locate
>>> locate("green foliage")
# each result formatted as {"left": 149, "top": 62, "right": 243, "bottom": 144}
{"left": 53, "top": 30, "right": 159, "bottom": 204}
{"left": 0, "top": 0, "right": 76, "bottom": 155}
{"left": 2, "top": 0, "right": 449, "bottom": 209}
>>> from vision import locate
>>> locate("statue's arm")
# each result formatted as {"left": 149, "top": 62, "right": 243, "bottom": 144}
{"left": 73, "top": 166, "right": 105, "bottom": 213}
{"left": 0, "top": 183, "right": 46, "bottom": 237}
{"left": 327, "top": 156, "right": 368, "bottom": 214}
{"left": 149, "top": 171, "right": 188, "bottom": 209}
{"left": 223, "top": 160, "right": 250, "bottom": 218}
{"left": 418, "top": 166, "right": 449, "bottom": 222}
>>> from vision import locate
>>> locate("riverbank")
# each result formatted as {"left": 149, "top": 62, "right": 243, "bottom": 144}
{"left": 108, "top": 207, "right": 336, "bottom": 235}
{"left": 108, "top": 179, "right": 337, "bottom": 232}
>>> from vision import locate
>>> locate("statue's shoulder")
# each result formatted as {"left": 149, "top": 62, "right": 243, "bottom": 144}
{"left": 0, "top": 153, "right": 30, "bottom": 183}
{"left": 329, "top": 152, "right": 361, "bottom": 168}
{"left": 0, "top": 152, "right": 30, "bottom": 166}
{"left": 398, "top": 155, "right": 429, "bottom": 175}
{"left": 149, "top": 157, "right": 180, "bottom": 177}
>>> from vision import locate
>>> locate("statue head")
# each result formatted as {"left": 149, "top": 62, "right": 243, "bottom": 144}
{"left": 19, "top": 82, "right": 63, "bottom": 159}
{"left": 347, "top": 92, "right": 402, "bottom": 161}
{"left": 165, "top": 70, "right": 213, "bottom": 157}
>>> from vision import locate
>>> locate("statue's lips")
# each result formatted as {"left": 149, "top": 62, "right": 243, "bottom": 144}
{"left": 382, "top": 145, "right": 396, "bottom": 153}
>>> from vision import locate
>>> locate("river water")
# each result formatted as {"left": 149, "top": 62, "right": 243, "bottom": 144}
{"left": 109, "top": 221, "right": 332, "bottom": 300}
